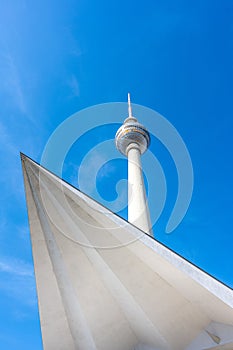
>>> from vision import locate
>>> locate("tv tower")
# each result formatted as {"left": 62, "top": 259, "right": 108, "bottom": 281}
{"left": 115, "top": 94, "right": 153, "bottom": 236}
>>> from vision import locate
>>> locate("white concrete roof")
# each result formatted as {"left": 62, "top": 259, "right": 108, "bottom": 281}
{"left": 21, "top": 154, "right": 233, "bottom": 350}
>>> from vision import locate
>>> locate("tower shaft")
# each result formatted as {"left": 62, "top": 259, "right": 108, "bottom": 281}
{"left": 128, "top": 143, "right": 152, "bottom": 235}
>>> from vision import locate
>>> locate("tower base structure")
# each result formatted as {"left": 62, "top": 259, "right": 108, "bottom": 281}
{"left": 21, "top": 154, "right": 233, "bottom": 350}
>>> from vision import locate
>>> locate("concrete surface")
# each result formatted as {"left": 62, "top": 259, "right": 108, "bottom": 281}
{"left": 21, "top": 154, "right": 233, "bottom": 350}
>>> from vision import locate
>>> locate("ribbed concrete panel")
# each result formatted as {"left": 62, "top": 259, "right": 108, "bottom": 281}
{"left": 21, "top": 154, "right": 233, "bottom": 350}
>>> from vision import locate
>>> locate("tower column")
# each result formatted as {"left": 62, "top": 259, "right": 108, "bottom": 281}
{"left": 127, "top": 143, "right": 152, "bottom": 234}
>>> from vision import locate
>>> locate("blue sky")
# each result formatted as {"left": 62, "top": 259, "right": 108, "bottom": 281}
{"left": 0, "top": 1, "right": 233, "bottom": 349}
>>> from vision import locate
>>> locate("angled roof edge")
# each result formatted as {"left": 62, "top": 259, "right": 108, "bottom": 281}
{"left": 20, "top": 152, "right": 233, "bottom": 308}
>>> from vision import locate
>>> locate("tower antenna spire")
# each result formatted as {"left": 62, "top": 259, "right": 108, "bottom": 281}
{"left": 128, "top": 92, "right": 133, "bottom": 118}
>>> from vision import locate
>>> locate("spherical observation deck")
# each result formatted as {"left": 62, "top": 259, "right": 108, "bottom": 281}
{"left": 115, "top": 117, "right": 150, "bottom": 156}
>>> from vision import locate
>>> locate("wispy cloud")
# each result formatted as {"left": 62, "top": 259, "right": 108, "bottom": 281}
{"left": 0, "top": 53, "right": 27, "bottom": 115}
{"left": 0, "top": 117, "right": 44, "bottom": 202}
{"left": 97, "top": 161, "right": 117, "bottom": 180}
{"left": 0, "top": 256, "right": 36, "bottom": 308}
{"left": 0, "top": 122, "right": 24, "bottom": 201}
{"left": 0, "top": 121, "right": 24, "bottom": 201}
{"left": 78, "top": 149, "right": 106, "bottom": 195}
{"left": 62, "top": 160, "right": 79, "bottom": 188}
{"left": 0, "top": 121, "right": 18, "bottom": 155}
{"left": 16, "top": 224, "right": 30, "bottom": 242}
{"left": 0, "top": 257, "right": 33, "bottom": 277}
{"left": 77, "top": 149, "right": 128, "bottom": 213}
{"left": 67, "top": 74, "right": 80, "bottom": 98}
